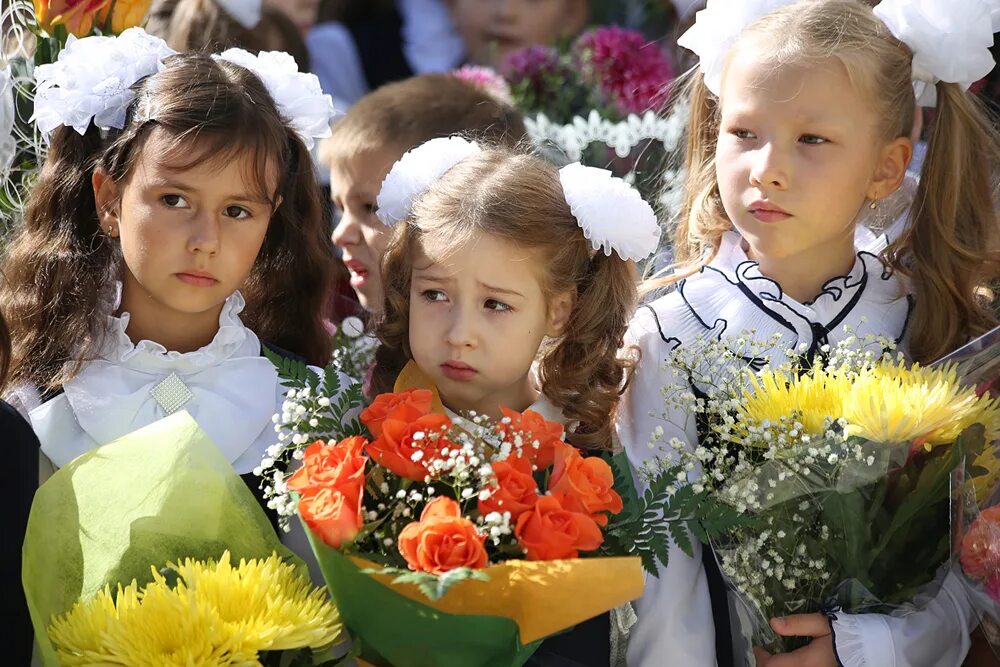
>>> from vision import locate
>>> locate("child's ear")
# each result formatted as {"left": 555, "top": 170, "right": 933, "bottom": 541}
{"left": 92, "top": 169, "right": 121, "bottom": 237}
{"left": 546, "top": 291, "right": 576, "bottom": 337}
{"left": 869, "top": 136, "right": 913, "bottom": 201}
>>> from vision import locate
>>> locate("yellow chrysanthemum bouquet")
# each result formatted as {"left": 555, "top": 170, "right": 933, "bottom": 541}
{"left": 639, "top": 328, "right": 1000, "bottom": 656}
{"left": 22, "top": 412, "right": 344, "bottom": 667}
{"left": 48, "top": 551, "right": 340, "bottom": 666}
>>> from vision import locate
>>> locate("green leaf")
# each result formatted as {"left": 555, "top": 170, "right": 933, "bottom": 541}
{"left": 262, "top": 345, "right": 310, "bottom": 387}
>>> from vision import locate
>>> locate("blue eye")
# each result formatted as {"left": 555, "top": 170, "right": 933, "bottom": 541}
{"left": 485, "top": 299, "right": 512, "bottom": 312}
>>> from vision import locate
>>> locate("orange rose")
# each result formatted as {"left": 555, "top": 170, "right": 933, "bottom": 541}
{"left": 361, "top": 389, "right": 434, "bottom": 438}
{"left": 478, "top": 456, "right": 539, "bottom": 520}
{"left": 34, "top": 0, "right": 111, "bottom": 37}
{"left": 496, "top": 406, "right": 564, "bottom": 469}
{"left": 398, "top": 496, "right": 488, "bottom": 574}
{"left": 287, "top": 436, "right": 368, "bottom": 499}
{"left": 299, "top": 485, "right": 363, "bottom": 549}
{"left": 549, "top": 442, "right": 623, "bottom": 527}
{"left": 366, "top": 413, "right": 453, "bottom": 481}
{"left": 961, "top": 506, "right": 1000, "bottom": 581}
{"left": 514, "top": 492, "right": 604, "bottom": 560}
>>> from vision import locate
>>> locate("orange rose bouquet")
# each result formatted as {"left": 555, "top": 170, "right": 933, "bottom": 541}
{"left": 255, "top": 363, "right": 662, "bottom": 667}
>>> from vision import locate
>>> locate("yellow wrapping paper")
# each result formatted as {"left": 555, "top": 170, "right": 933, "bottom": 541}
{"left": 355, "top": 555, "right": 644, "bottom": 643}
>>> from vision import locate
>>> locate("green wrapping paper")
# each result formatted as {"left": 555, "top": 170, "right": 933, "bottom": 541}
{"left": 306, "top": 529, "right": 543, "bottom": 667}
{"left": 22, "top": 411, "right": 298, "bottom": 666}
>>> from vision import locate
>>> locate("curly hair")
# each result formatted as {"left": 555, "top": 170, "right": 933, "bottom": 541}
{"left": 371, "top": 147, "right": 638, "bottom": 450}
{"left": 2, "top": 52, "right": 333, "bottom": 394}
{"left": 649, "top": 0, "right": 1000, "bottom": 364}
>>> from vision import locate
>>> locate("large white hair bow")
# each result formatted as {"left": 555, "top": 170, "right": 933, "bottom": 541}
{"left": 213, "top": 49, "right": 335, "bottom": 149}
{"left": 677, "top": 0, "right": 799, "bottom": 96}
{"left": 874, "top": 0, "right": 1000, "bottom": 106}
{"left": 679, "top": 0, "right": 1000, "bottom": 106}
{"left": 32, "top": 28, "right": 335, "bottom": 149}
{"left": 375, "top": 136, "right": 660, "bottom": 263}
{"left": 32, "top": 28, "right": 176, "bottom": 136}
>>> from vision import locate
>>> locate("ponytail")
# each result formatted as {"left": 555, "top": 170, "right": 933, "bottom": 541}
{"left": 885, "top": 83, "right": 1000, "bottom": 363}
{"left": 540, "top": 254, "right": 638, "bottom": 451}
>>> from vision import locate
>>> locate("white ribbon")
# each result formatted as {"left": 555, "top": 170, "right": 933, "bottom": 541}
{"left": 376, "top": 136, "right": 660, "bottom": 262}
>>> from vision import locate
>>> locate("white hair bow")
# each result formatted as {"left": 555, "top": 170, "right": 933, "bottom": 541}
{"left": 32, "top": 28, "right": 175, "bottom": 137}
{"left": 31, "top": 28, "right": 335, "bottom": 149}
{"left": 213, "top": 49, "right": 335, "bottom": 149}
{"left": 677, "top": 0, "right": 799, "bottom": 96}
{"left": 678, "top": 0, "right": 1000, "bottom": 107}
{"left": 874, "top": 0, "right": 1000, "bottom": 106}
{"left": 375, "top": 136, "right": 661, "bottom": 263}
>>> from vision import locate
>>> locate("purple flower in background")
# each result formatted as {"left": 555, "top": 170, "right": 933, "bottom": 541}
{"left": 573, "top": 26, "right": 673, "bottom": 115}
{"left": 499, "top": 45, "right": 562, "bottom": 85}
{"left": 451, "top": 65, "right": 513, "bottom": 104}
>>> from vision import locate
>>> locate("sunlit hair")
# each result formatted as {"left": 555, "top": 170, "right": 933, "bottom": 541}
{"left": 647, "top": 0, "right": 1000, "bottom": 363}
{"left": 318, "top": 74, "right": 526, "bottom": 169}
{"left": 2, "top": 52, "right": 333, "bottom": 394}
{"left": 371, "top": 147, "right": 638, "bottom": 450}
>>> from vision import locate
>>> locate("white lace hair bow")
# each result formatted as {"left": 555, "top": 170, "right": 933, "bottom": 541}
{"left": 32, "top": 28, "right": 335, "bottom": 148}
{"left": 375, "top": 136, "right": 661, "bottom": 263}
{"left": 33, "top": 28, "right": 175, "bottom": 137}
{"left": 874, "top": 0, "right": 1000, "bottom": 106}
{"left": 678, "top": 0, "right": 1000, "bottom": 107}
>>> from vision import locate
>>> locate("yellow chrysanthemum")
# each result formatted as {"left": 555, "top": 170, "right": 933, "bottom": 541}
{"left": 173, "top": 551, "right": 342, "bottom": 651}
{"left": 737, "top": 365, "right": 847, "bottom": 439}
{"left": 100, "top": 578, "right": 255, "bottom": 667}
{"left": 49, "top": 582, "right": 139, "bottom": 665}
{"left": 46, "top": 550, "right": 342, "bottom": 666}
{"left": 843, "top": 360, "right": 1000, "bottom": 445}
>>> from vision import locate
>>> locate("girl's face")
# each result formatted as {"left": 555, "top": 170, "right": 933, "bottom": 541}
{"left": 448, "top": 0, "right": 588, "bottom": 66}
{"left": 714, "top": 51, "right": 910, "bottom": 293}
{"left": 95, "top": 128, "right": 275, "bottom": 334}
{"left": 408, "top": 233, "right": 572, "bottom": 419}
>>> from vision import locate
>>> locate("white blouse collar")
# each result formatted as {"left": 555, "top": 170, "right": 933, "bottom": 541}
{"left": 671, "top": 226, "right": 913, "bottom": 361}
{"left": 28, "top": 287, "right": 280, "bottom": 473}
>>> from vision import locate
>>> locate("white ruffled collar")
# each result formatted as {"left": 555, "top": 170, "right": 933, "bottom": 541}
{"left": 28, "top": 286, "right": 281, "bottom": 473}
{"left": 97, "top": 284, "right": 253, "bottom": 372}
{"left": 660, "top": 226, "right": 913, "bottom": 363}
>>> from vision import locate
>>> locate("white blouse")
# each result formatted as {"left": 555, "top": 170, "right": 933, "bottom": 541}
{"left": 618, "top": 229, "right": 975, "bottom": 666}
{"left": 22, "top": 290, "right": 287, "bottom": 476}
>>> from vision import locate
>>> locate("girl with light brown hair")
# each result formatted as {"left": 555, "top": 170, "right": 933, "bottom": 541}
{"left": 619, "top": 0, "right": 1000, "bottom": 665}
{"left": 369, "top": 136, "right": 660, "bottom": 664}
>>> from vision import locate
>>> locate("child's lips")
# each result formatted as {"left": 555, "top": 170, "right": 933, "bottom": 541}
{"left": 441, "top": 361, "right": 477, "bottom": 381}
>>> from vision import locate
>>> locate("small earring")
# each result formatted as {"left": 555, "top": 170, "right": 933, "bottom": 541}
{"left": 869, "top": 198, "right": 878, "bottom": 210}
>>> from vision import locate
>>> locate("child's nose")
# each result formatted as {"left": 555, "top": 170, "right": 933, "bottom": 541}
{"left": 749, "top": 143, "right": 789, "bottom": 190}
{"left": 331, "top": 212, "right": 363, "bottom": 247}
{"left": 187, "top": 210, "right": 221, "bottom": 255}
{"left": 444, "top": 305, "right": 478, "bottom": 349}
